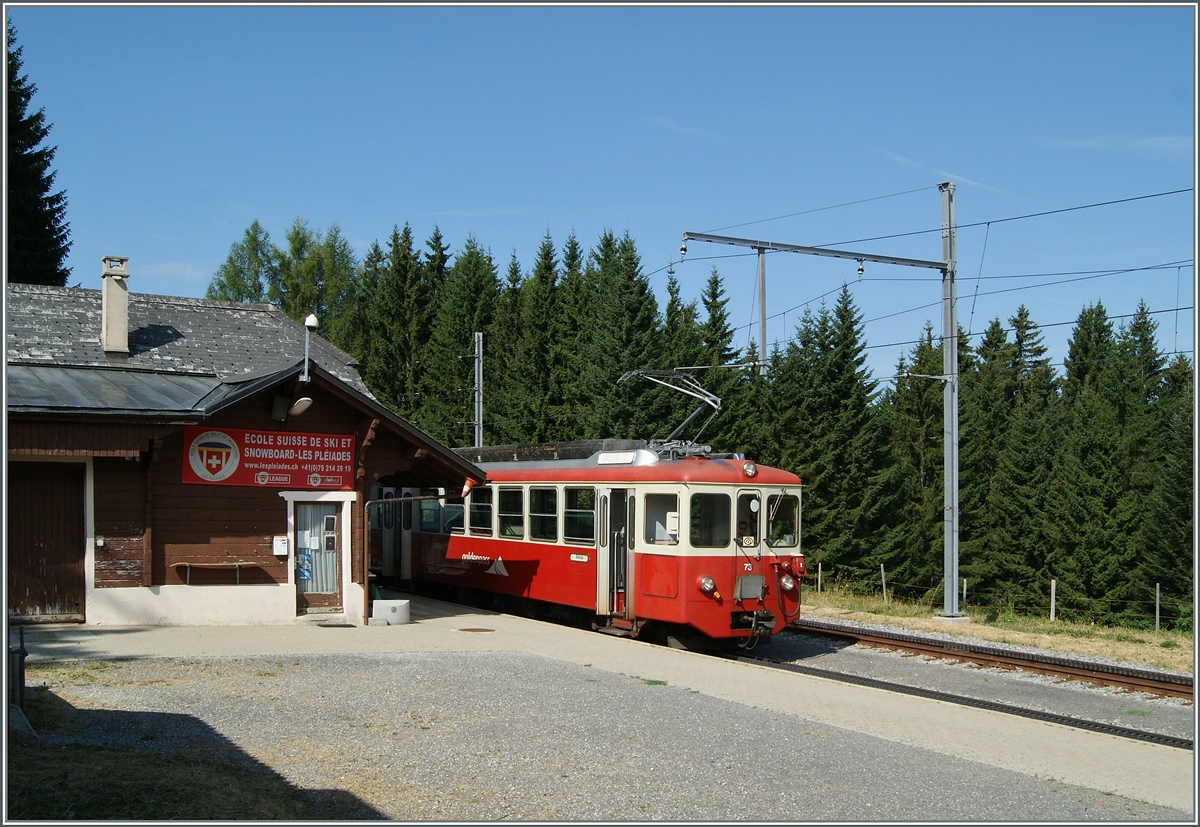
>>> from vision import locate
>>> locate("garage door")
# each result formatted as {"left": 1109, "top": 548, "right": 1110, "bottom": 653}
{"left": 8, "top": 461, "right": 86, "bottom": 622}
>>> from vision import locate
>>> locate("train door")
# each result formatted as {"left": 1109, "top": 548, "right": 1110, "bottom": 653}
{"left": 399, "top": 487, "right": 418, "bottom": 580}
{"left": 379, "top": 487, "right": 397, "bottom": 577}
{"left": 595, "top": 488, "right": 629, "bottom": 616}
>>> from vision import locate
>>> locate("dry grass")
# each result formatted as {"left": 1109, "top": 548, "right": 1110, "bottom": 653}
{"left": 5, "top": 739, "right": 339, "bottom": 821}
{"left": 6, "top": 679, "right": 371, "bottom": 821}
{"left": 801, "top": 589, "right": 1194, "bottom": 673}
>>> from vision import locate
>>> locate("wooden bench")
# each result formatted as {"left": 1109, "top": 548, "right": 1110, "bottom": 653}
{"left": 170, "top": 561, "right": 261, "bottom": 585}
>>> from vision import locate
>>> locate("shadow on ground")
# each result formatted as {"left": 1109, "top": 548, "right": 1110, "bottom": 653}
{"left": 8, "top": 687, "right": 386, "bottom": 820}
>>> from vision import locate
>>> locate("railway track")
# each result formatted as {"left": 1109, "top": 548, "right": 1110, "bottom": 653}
{"left": 736, "top": 650, "right": 1194, "bottom": 751}
{"left": 789, "top": 616, "right": 1194, "bottom": 700}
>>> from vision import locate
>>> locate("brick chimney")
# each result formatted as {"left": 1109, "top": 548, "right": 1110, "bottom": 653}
{"left": 101, "top": 256, "right": 129, "bottom": 354}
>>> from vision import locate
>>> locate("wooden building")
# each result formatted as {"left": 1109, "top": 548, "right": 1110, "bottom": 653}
{"left": 6, "top": 257, "right": 484, "bottom": 626}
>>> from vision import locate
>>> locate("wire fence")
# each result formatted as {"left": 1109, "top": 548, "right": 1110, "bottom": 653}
{"left": 809, "top": 564, "right": 1193, "bottom": 633}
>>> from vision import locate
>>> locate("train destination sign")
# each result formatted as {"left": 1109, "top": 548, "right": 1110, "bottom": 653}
{"left": 182, "top": 426, "right": 356, "bottom": 490}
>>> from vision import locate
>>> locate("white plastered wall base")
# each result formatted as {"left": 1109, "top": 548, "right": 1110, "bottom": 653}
{"left": 86, "top": 582, "right": 366, "bottom": 626}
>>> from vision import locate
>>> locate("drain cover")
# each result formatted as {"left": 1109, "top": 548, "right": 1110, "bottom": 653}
{"left": 456, "top": 627, "right": 495, "bottom": 633}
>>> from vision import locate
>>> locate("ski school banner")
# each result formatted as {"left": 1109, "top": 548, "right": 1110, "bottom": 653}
{"left": 182, "top": 426, "right": 356, "bottom": 490}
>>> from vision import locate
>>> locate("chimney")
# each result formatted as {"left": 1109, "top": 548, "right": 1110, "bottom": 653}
{"left": 101, "top": 256, "right": 130, "bottom": 354}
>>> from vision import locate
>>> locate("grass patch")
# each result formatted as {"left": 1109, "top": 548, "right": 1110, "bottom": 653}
{"left": 5, "top": 741, "right": 339, "bottom": 820}
{"left": 801, "top": 586, "right": 1193, "bottom": 671}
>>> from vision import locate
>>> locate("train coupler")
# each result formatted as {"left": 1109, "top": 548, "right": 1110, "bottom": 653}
{"left": 730, "top": 609, "right": 776, "bottom": 633}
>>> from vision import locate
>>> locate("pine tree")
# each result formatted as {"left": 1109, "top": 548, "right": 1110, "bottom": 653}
{"left": 487, "top": 252, "right": 526, "bottom": 444}
{"left": 959, "top": 319, "right": 1015, "bottom": 597}
{"left": 1140, "top": 356, "right": 1194, "bottom": 628}
{"left": 1046, "top": 382, "right": 1122, "bottom": 620}
{"left": 270, "top": 217, "right": 319, "bottom": 321}
{"left": 990, "top": 306, "right": 1058, "bottom": 612}
{"left": 548, "top": 232, "right": 592, "bottom": 438}
{"left": 720, "top": 341, "right": 779, "bottom": 466}
{"left": 1103, "top": 303, "right": 1169, "bottom": 622}
{"left": 1062, "top": 301, "right": 1115, "bottom": 404}
{"left": 573, "top": 230, "right": 660, "bottom": 440}
{"left": 511, "top": 234, "right": 560, "bottom": 442}
{"left": 867, "top": 326, "right": 945, "bottom": 593}
{"left": 357, "top": 240, "right": 393, "bottom": 405}
{"left": 413, "top": 236, "right": 499, "bottom": 445}
{"left": 206, "top": 219, "right": 276, "bottom": 303}
{"left": 6, "top": 21, "right": 70, "bottom": 285}
{"left": 774, "top": 287, "right": 881, "bottom": 577}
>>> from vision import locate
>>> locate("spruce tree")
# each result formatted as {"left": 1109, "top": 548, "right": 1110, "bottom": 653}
{"left": 357, "top": 240, "right": 393, "bottom": 405}
{"left": 1062, "top": 301, "right": 1115, "bottom": 404}
{"left": 413, "top": 236, "right": 498, "bottom": 445}
{"left": 774, "top": 287, "right": 880, "bottom": 577}
{"left": 206, "top": 220, "right": 276, "bottom": 303}
{"left": 487, "top": 252, "right": 526, "bottom": 444}
{"left": 6, "top": 21, "right": 70, "bottom": 285}
{"left": 868, "top": 326, "right": 945, "bottom": 593}
{"left": 548, "top": 232, "right": 592, "bottom": 438}
{"left": 991, "top": 306, "right": 1058, "bottom": 612}
{"left": 959, "top": 319, "right": 1015, "bottom": 598}
{"left": 512, "top": 234, "right": 560, "bottom": 442}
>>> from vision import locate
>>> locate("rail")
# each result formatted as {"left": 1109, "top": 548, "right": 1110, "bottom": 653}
{"left": 791, "top": 616, "right": 1193, "bottom": 700}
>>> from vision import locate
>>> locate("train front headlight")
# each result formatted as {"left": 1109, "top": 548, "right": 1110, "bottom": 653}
{"left": 779, "top": 574, "right": 797, "bottom": 593}
{"left": 697, "top": 576, "right": 720, "bottom": 600}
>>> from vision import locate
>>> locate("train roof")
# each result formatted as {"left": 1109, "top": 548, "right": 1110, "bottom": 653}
{"left": 453, "top": 441, "right": 801, "bottom": 486}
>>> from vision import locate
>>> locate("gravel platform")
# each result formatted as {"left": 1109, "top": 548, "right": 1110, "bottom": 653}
{"left": 29, "top": 650, "right": 1193, "bottom": 822}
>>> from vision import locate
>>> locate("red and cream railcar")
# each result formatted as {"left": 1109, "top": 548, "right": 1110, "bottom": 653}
{"left": 388, "top": 441, "right": 804, "bottom": 645}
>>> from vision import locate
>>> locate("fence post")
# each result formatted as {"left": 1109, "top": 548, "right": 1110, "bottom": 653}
{"left": 818, "top": 562, "right": 822, "bottom": 593}
{"left": 962, "top": 578, "right": 967, "bottom": 609}
{"left": 1050, "top": 579, "right": 1057, "bottom": 622}
{"left": 880, "top": 563, "right": 888, "bottom": 605}
{"left": 1156, "top": 583, "right": 1161, "bottom": 631}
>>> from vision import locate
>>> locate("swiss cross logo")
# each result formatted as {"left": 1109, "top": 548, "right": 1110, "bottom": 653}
{"left": 188, "top": 430, "right": 240, "bottom": 482}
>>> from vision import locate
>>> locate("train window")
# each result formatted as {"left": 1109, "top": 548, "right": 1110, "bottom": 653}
{"left": 469, "top": 486, "right": 493, "bottom": 536}
{"left": 627, "top": 496, "right": 636, "bottom": 550}
{"left": 530, "top": 487, "right": 558, "bottom": 542}
{"left": 737, "top": 494, "right": 760, "bottom": 546}
{"left": 418, "top": 489, "right": 442, "bottom": 533}
{"left": 767, "top": 494, "right": 800, "bottom": 548}
{"left": 499, "top": 488, "right": 524, "bottom": 539}
{"left": 402, "top": 492, "right": 412, "bottom": 531}
{"left": 564, "top": 487, "right": 595, "bottom": 544}
{"left": 690, "top": 493, "right": 731, "bottom": 548}
{"left": 644, "top": 494, "right": 679, "bottom": 545}
{"left": 444, "top": 496, "right": 465, "bottom": 534}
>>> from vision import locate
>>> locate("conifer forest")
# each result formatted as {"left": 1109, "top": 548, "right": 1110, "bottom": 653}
{"left": 207, "top": 218, "right": 1195, "bottom": 630}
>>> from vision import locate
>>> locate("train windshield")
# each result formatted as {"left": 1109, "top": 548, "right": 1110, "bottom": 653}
{"left": 767, "top": 494, "right": 800, "bottom": 548}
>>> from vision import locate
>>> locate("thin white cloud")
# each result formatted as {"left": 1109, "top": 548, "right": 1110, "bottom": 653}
{"left": 883, "top": 150, "right": 922, "bottom": 168}
{"left": 932, "top": 169, "right": 1008, "bottom": 195}
{"left": 1039, "top": 135, "right": 1193, "bottom": 160}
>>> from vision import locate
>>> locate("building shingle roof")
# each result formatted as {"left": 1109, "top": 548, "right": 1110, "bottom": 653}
{"left": 7, "top": 283, "right": 367, "bottom": 388}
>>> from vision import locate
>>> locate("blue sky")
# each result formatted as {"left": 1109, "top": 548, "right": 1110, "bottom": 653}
{"left": 8, "top": 4, "right": 1195, "bottom": 382}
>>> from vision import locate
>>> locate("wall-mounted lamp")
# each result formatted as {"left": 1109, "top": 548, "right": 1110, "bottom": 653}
{"left": 301, "top": 313, "right": 318, "bottom": 383}
{"left": 288, "top": 397, "right": 313, "bottom": 417}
